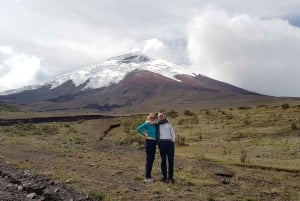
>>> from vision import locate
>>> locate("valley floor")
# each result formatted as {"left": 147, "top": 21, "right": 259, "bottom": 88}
{"left": 0, "top": 139, "right": 299, "bottom": 201}
{"left": 0, "top": 104, "right": 300, "bottom": 200}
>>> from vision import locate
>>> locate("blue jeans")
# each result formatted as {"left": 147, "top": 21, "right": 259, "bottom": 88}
{"left": 144, "top": 139, "right": 157, "bottom": 178}
{"left": 158, "top": 140, "right": 174, "bottom": 180}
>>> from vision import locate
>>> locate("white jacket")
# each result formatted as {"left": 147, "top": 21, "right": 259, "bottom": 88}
{"left": 159, "top": 123, "right": 175, "bottom": 142}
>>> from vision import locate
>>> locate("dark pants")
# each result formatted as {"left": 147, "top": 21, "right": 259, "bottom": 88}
{"left": 144, "top": 139, "right": 157, "bottom": 178}
{"left": 158, "top": 140, "right": 174, "bottom": 180}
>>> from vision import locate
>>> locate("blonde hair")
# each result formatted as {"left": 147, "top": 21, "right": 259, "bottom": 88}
{"left": 146, "top": 113, "right": 156, "bottom": 121}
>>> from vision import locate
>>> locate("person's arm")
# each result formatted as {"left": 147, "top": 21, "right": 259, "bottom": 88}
{"left": 136, "top": 122, "right": 148, "bottom": 137}
{"left": 170, "top": 124, "right": 175, "bottom": 142}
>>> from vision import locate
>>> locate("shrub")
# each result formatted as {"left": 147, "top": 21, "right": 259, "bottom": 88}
{"left": 291, "top": 122, "right": 297, "bottom": 130}
{"left": 166, "top": 110, "right": 178, "bottom": 118}
{"left": 42, "top": 125, "right": 59, "bottom": 135}
{"left": 71, "top": 137, "right": 86, "bottom": 145}
{"left": 183, "top": 110, "right": 194, "bottom": 116}
{"left": 119, "top": 134, "right": 144, "bottom": 148}
{"left": 15, "top": 123, "right": 36, "bottom": 131}
{"left": 89, "top": 190, "right": 105, "bottom": 200}
{"left": 0, "top": 102, "right": 21, "bottom": 112}
{"left": 225, "top": 113, "right": 233, "bottom": 119}
{"left": 176, "top": 135, "right": 186, "bottom": 146}
{"left": 240, "top": 149, "right": 247, "bottom": 163}
{"left": 281, "top": 103, "right": 289, "bottom": 109}
{"left": 177, "top": 116, "right": 199, "bottom": 125}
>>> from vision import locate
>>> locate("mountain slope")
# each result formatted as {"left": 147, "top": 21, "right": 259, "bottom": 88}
{"left": 0, "top": 53, "right": 269, "bottom": 112}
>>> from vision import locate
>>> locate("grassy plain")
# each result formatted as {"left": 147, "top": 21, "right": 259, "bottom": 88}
{"left": 0, "top": 102, "right": 300, "bottom": 200}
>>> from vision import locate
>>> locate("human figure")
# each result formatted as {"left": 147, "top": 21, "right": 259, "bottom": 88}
{"left": 157, "top": 112, "right": 176, "bottom": 183}
{"left": 136, "top": 113, "right": 157, "bottom": 182}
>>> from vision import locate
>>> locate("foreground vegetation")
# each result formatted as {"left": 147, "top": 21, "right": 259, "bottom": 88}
{"left": 0, "top": 103, "right": 300, "bottom": 200}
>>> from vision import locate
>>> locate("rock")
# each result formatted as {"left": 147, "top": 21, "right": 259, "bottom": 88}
{"left": 65, "top": 179, "right": 72, "bottom": 183}
{"left": 213, "top": 170, "right": 234, "bottom": 178}
{"left": 17, "top": 185, "right": 23, "bottom": 190}
{"left": 221, "top": 178, "right": 230, "bottom": 184}
{"left": 26, "top": 192, "right": 37, "bottom": 199}
{"left": 23, "top": 170, "right": 30, "bottom": 176}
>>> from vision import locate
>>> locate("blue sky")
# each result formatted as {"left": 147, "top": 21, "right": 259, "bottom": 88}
{"left": 1, "top": 0, "right": 300, "bottom": 97}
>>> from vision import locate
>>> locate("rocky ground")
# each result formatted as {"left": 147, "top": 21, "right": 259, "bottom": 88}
{"left": 0, "top": 161, "right": 98, "bottom": 201}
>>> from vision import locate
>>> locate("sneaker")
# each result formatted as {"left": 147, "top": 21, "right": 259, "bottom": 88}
{"left": 160, "top": 177, "right": 168, "bottom": 183}
{"left": 169, "top": 179, "right": 175, "bottom": 184}
{"left": 144, "top": 177, "right": 154, "bottom": 182}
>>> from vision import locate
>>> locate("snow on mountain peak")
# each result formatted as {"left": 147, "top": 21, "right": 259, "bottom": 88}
{"left": 45, "top": 53, "right": 194, "bottom": 91}
{"left": 1, "top": 54, "right": 195, "bottom": 95}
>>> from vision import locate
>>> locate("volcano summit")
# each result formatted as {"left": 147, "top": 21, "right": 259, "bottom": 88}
{"left": 0, "top": 53, "right": 270, "bottom": 112}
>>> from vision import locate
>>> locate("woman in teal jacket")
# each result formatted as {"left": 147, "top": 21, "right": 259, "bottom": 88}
{"left": 136, "top": 113, "right": 157, "bottom": 182}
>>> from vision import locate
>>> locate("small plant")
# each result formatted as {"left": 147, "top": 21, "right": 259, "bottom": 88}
{"left": 68, "top": 127, "right": 77, "bottom": 134}
{"left": 63, "top": 123, "right": 70, "bottom": 128}
{"left": 119, "top": 135, "right": 144, "bottom": 149}
{"left": 183, "top": 110, "right": 194, "bottom": 116}
{"left": 166, "top": 110, "right": 178, "bottom": 118}
{"left": 176, "top": 134, "right": 186, "bottom": 145}
{"left": 281, "top": 103, "right": 289, "bottom": 109}
{"left": 41, "top": 125, "right": 59, "bottom": 135}
{"left": 71, "top": 137, "right": 86, "bottom": 145}
{"left": 225, "top": 113, "right": 233, "bottom": 119}
{"left": 197, "top": 132, "right": 203, "bottom": 141}
{"left": 291, "top": 122, "right": 297, "bottom": 130}
{"left": 240, "top": 148, "right": 247, "bottom": 163}
{"left": 78, "top": 119, "right": 85, "bottom": 124}
{"left": 89, "top": 190, "right": 105, "bottom": 200}
{"left": 0, "top": 102, "right": 21, "bottom": 112}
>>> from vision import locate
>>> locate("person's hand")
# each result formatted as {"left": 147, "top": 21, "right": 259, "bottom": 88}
{"left": 144, "top": 133, "right": 148, "bottom": 139}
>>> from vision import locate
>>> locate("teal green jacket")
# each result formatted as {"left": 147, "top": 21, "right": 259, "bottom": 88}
{"left": 136, "top": 122, "right": 157, "bottom": 139}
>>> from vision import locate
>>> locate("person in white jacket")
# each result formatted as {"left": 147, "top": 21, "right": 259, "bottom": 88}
{"left": 156, "top": 112, "right": 175, "bottom": 183}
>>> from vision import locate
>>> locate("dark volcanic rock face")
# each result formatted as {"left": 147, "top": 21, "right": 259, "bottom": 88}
{"left": 109, "top": 53, "right": 151, "bottom": 64}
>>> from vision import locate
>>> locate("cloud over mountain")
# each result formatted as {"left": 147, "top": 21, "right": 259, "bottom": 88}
{"left": 0, "top": 46, "right": 41, "bottom": 92}
{"left": 187, "top": 8, "right": 300, "bottom": 97}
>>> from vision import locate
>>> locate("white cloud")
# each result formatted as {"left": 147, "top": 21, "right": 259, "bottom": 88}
{"left": 130, "top": 38, "right": 187, "bottom": 64}
{"left": 187, "top": 8, "right": 300, "bottom": 97}
{"left": 141, "top": 38, "right": 172, "bottom": 60}
{"left": 0, "top": 46, "right": 41, "bottom": 92}
{"left": 0, "top": 46, "right": 13, "bottom": 55}
{"left": 1, "top": 1, "right": 300, "bottom": 96}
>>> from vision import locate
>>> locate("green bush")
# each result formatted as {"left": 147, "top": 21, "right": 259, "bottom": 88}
{"left": 176, "top": 135, "right": 187, "bottom": 146}
{"left": 119, "top": 134, "right": 144, "bottom": 147}
{"left": 166, "top": 110, "right": 178, "bottom": 118}
{"left": 281, "top": 103, "right": 289, "bottom": 109}
{"left": 0, "top": 102, "right": 21, "bottom": 112}
{"left": 240, "top": 149, "right": 247, "bottom": 163}
{"left": 89, "top": 190, "right": 105, "bottom": 200}
{"left": 71, "top": 137, "right": 86, "bottom": 145}
{"left": 291, "top": 122, "right": 297, "bottom": 130}
{"left": 183, "top": 110, "right": 194, "bottom": 116}
{"left": 178, "top": 116, "right": 199, "bottom": 125}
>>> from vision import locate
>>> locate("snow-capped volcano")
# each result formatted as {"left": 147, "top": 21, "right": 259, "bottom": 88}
{"left": 0, "top": 53, "right": 261, "bottom": 112}
{"left": 44, "top": 53, "right": 194, "bottom": 91}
